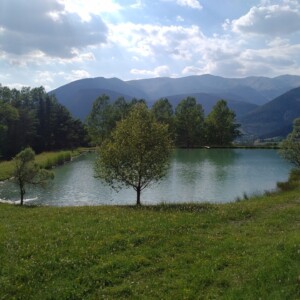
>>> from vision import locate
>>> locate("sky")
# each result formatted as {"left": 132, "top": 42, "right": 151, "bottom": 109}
{"left": 0, "top": 0, "right": 300, "bottom": 91}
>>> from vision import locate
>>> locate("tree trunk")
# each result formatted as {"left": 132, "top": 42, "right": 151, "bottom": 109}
{"left": 136, "top": 186, "right": 141, "bottom": 206}
{"left": 20, "top": 185, "right": 25, "bottom": 206}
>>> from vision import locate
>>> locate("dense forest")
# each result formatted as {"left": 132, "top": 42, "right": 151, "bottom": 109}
{"left": 0, "top": 85, "right": 87, "bottom": 159}
{"left": 0, "top": 84, "right": 240, "bottom": 160}
{"left": 87, "top": 95, "right": 241, "bottom": 148}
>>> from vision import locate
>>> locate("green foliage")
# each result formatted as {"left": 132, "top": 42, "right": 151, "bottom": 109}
{"left": 86, "top": 95, "right": 243, "bottom": 149}
{"left": 13, "top": 147, "right": 54, "bottom": 205}
{"left": 0, "top": 190, "right": 299, "bottom": 299}
{"left": 86, "top": 94, "right": 115, "bottom": 145}
{"left": 95, "top": 103, "right": 173, "bottom": 205}
{"left": 205, "top": 100, "right": 241, "bottom": 146}
{"left": 0, "top": 150, "right": 77, "bottom": 181}
{"left": 277, "top": 168, "right": 300, "bottom": 191}
{"left": 151, "top": 98, "right": 175, "bottom": 138}
{"left": 41, "top": 152, "right": 72, "bottom": 169}
{"left": 0, "top": 100, "right": 19, "bottom": 157}
{"left": 0, "top": 85, "right": 88, "bottom": 159}
{"left": 113, "top": 97, "right": 131, "bottom": 120}
{"left": 279, "top": 118, "right": 300, "bottom": 168}
{"left": 0, "top": 160, "right": 14, "bottom": 181}
{"left": 175, "top": 97, "right": 205, "bottom": 147}
{"left": 86, "top": 95, "right": 146, "bottom": 146}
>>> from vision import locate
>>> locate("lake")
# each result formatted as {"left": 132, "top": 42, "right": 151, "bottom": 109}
{"left": 0, "top": 149, "right": 292, "bottom": 206}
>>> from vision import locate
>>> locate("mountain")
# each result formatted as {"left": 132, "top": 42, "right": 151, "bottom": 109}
{"left": 50, "top": 74, "right": 300, "bottom": 123}
{"left": 57, "top": 89, "right": 134, "bottom": 120}
{"left": 50, "top": 77, "right": 147, "bottom": 120}
{"left": 240, "top": 87, "right": 300, "bottom": 138}
{"left": 127, "top": 74, "right": 300, "bottom": 105}
{"left": 127, "top": 75, "right": 268, "bottom": 105}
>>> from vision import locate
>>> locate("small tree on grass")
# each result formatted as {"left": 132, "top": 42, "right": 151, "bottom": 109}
{"left": 279, "top": 118, "right": 300, "bottom": 167}
{"left": 95, "top": 103, "right": 173, "bottom": 205}
{"left": 13, "top": 147, "right": 54, "bottom": 205}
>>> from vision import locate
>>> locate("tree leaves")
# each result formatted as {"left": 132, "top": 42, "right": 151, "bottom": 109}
{"left": 13, "top": 147, "right": 54, "bottom": 205}
{"left": 279, "top": 118, "right": 300, "bottom": 167}
{"left": 95, "top": 104, "right": 173, "bottom": 205}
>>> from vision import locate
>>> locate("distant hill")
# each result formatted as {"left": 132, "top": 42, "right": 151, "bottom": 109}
{"left": 50, "top": 77, "right": 147, "bottom": 120}
{"left": 127, "top": 74, "right": 300, "bottom": 105}
{"left": 56, "top": 88, "right": 134, "bottom": 120}
{"left": 50, "top": 74, "right": 300, "bottom": 128}
{"left": 240, "top": 87, "right": 300, "bottom": 138}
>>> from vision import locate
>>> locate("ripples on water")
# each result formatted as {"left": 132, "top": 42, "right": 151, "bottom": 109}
{"left": 0, "top": 149, "right": 292, "bottom": 206}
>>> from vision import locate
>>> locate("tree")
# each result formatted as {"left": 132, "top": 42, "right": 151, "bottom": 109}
{"left": 13, "top": 148, "right": 54, "bottom": 205}
{"left": 0, "top": 100, "right": 19, "bottom": 158}
{"left": 205, "top": 100, "right": 240, "bottom": 145}
{"left": 279, "top": 118, "right": 300, "bottom": 167}
{"left": 175, "top": 97, "right": 205, "bottom": 147}
{"left": 0, "top": 85, "right": 88, "bottom": 159}
{"left": 86, "top": 95, "right": 116, "bottom": 145}
{"left": 112, "top": 97, "right": 130, "bottom": 121}
{"left": 151, "top": 98, "right": 175, "bottom": 137}
{"left": 95, "top": 103, "right": 173, "bottom": 205}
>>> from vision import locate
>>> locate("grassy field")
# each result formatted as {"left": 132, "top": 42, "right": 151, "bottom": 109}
{"left": 0, "top": 148, "right": 88, "bottom": 181}
{"left": 0, "top": 187, "right": 299, "bottom": 299}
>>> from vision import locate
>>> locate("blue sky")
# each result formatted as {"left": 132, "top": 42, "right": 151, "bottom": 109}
{"left": 0, "top": 0, "right": 300, "bottom": 90}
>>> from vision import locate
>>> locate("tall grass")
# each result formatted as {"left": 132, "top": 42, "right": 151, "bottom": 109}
{"left": 277, "top": 168, "right": 300, "bottom": 191}
{"left": 0, "top": 160, "right": 13, "bottom": 181}
{"left": 0, "top": 149, "right": 82, "bottom": 181}
{"left": 37, "top": 151, "right": 72, "bottom": 169}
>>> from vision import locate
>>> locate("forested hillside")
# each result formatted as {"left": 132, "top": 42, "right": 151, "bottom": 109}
{"left": 50, "top": 75, "right": 300, "bottom": 140}
{"left": 241, "top": 87, "right": 300, "bottom": 138}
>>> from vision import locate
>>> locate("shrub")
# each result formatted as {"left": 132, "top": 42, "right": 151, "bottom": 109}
{"left": 277, "top": 168, "right": 300, "bottom": 191}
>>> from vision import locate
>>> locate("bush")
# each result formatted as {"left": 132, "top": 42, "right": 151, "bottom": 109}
{"left": 277, "top": 168, "right": 300, "bottom": 191}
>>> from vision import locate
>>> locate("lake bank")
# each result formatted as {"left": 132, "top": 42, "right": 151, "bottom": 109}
{"left": 0, "top": 148, "right": 92, "bottom": 181}
{"left": 1, "top": 182, "right": 299, "bottom": 299}
{"left": 0, "top": 148, "right": 292, "bottom": 206}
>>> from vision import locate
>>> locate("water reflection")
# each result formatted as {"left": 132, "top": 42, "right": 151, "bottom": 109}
{"left": 0, "top": 149, "right": 292, "bottom": 206}
{"left": 174, "top": 148, "right": 238, "bottom": 165}
{"left": 173, "top": 148, "right": 239, "bottom": 185}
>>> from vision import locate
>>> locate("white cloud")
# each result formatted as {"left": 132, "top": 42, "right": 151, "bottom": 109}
{"left": 130, "top": 65, "right": 171, "bottom": 77}
{"left": 182, "top": 37, "right": 300, "bottom": 78}
{"left": 228, "top": 1, "right": 300, "bottom": 36}
{"left": 109, "top": 23, "right": 205, "bottom": 60}
{"left": 110, "top": 20, "right": 300, "bottom": 78}
{"left": 0, "top": 0, "right": 108, "bottom": 59}
{"left": 130, "top": 0, "right": 144, "bottom": 9}
{"left": 176, "top": 0, "right": 202, "bottom": 10}
{"left": 208, "top": 1, "right": 300, "bottom": 77}
{"left": 5, "top": 83, "right": 31, "bottom": 90}
{"left": 59, "top": 0, "right": 123, "bottom": 21}
{"left": 64, "top": 70, "right": 91, "bottom": 81}
{"left": 176, "top": 16, "right": 185, "bottom": 22}
{"left": 34, "top": 71, "right": 55, "bottom": 84}
{"left": 182, "top": 66, "right": 203, "bottom": 75}
{"left": 162, "top": 0, "right": 202, "bottom": 10}
{"left": 239, "top": 43, "right": 300, "bottom": 75}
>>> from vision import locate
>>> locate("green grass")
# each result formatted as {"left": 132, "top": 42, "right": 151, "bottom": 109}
{"left": 0, "top": 149, "right": 86, "bottom": 181}
{"left": 0, "top": 189, "right": 299, "bottom": 299}
{"left": 0, "top": 160, "right": 13, "bottom": 181}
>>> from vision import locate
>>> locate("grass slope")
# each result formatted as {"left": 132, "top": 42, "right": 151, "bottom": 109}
{"left": 0, "top": 190, "right": 299, "bottom": 299}
{"left": 0, "top": 149, "right": 87, "bottom": 181}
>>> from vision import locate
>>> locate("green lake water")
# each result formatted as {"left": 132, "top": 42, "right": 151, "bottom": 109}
{"left": 0, "top": 149, "right": 292, "bottom": 206}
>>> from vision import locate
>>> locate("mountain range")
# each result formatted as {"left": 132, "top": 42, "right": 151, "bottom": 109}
{"left": 50, "top": 74, "right": 300, "bottom": 139}
{"left": 240, "top": 87, "right": 300, "bottom": 138}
